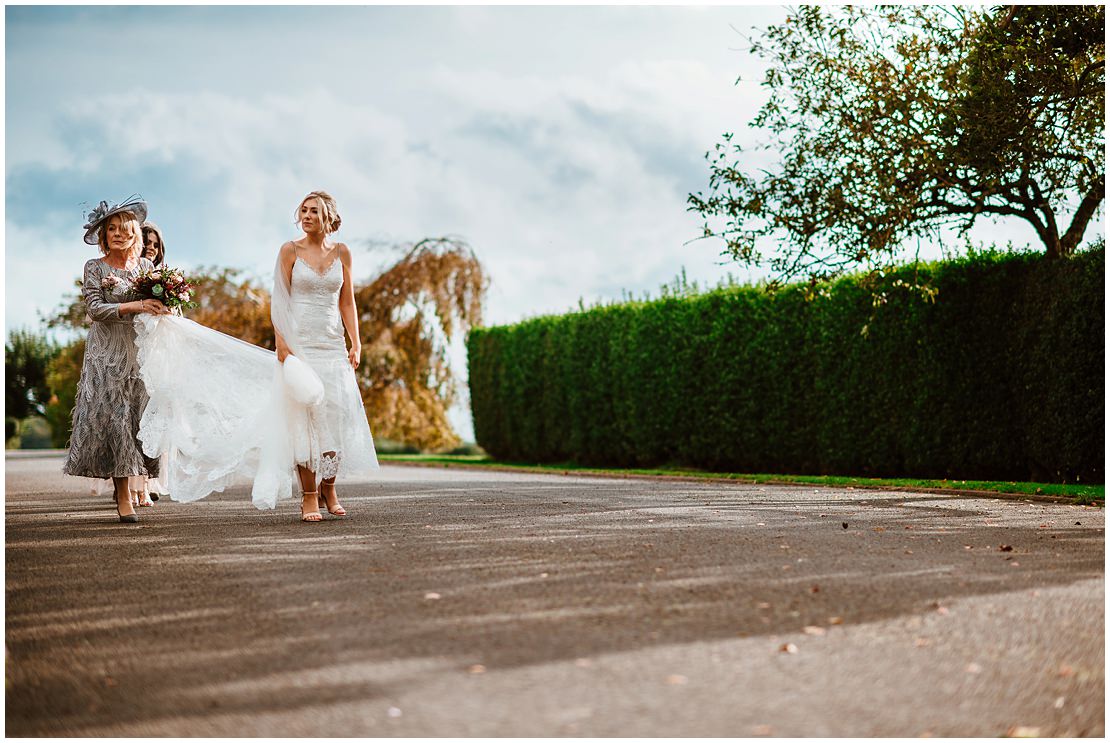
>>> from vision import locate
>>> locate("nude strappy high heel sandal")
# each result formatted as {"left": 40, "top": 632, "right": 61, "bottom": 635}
{"left": 300, "top": 491, "right": 323, "bottom": 523}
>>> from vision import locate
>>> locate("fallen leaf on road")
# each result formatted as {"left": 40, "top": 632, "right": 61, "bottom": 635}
{"left": 1054, "top": 697, "right": 1065, "bottom": 709}
{"left": 424, "top": 592, "right": 442, "bottom": 600}
{"left": 999, "top": 545, "right": 1013, "bottom": 552}
{"left": 387, "top": 706, "right": 403, "bottom": 718}
{"left": 873, "top": 527, "right": 886, "bottom": 532}
{"left": 103, "top": 676, "right": 117, "bottom": 688}
{"left": 1057, "top": 664, "right": 1075, "bottom": 677}
{"left": 779, "top": 643, "right": 798, "bottom": 654}
{"left": 666, "top": 674, "right": 688, "bottom": 685}
{"left": 842, "top": 522, "right": 849, "bottom": 529}
{"left": 468, "top": 664, "right": 486, "bottom": 674}
{"left": 966, "top": 662, "right": 982, "bottom": 674}
{"left": 1005, "top": 725, "right": 1041, "bottom": 738}
{"left": 574, "top": 658, "right": 592, "bottom": 668}
{"left": 803, "top": 626, "right": 826, "bottom": 636}
{"left": 757, "top": 602, "right": 772, "bottom": 609}
{"left": 810, "top": 585, "right": 820, "bottom": 593}
{"left": 914, "top": 638, "right": 929, "bottom": 647}
{"left": 752, "top": 724, "right": 773, "bottom": 736}
{"left": 828, "top": 616, "right": 843, "bottom": 625}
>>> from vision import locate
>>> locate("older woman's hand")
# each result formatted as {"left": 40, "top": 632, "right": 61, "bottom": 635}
{"left": 139, "top": 299, "right": 171, "bottom": 315}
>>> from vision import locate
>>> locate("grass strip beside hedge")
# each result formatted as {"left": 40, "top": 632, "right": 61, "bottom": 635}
{"left": 379, "top": 454, "right": 1104, "bottom": 505}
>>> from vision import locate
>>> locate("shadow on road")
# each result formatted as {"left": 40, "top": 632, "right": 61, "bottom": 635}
{"left": 5, "top": 475, "right": 1104, "bottom": 735}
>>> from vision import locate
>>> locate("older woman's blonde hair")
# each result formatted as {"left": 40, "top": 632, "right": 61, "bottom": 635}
{"left": 295, "top": 191, "right": 342, "bottom": 234}
{"left": 96, "top": 211, "right": 143, "bottom": 258}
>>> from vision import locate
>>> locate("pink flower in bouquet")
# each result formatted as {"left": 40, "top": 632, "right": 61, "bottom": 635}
{"left": 101, "top": 275, "right": 121, "bottom": 289}
{"left": 150, "top": 271, "right": 162, "bottom": 280}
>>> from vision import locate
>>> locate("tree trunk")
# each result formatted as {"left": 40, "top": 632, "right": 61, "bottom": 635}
{"left": 1060, "top": 181, "right": 1105, "bottom": 257}
{"left": 1043, "top": 233, "right": 1064, "bottom": 259}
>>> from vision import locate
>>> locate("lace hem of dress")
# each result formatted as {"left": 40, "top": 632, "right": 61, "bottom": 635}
{"left": 318, "top": 451, "right": 343, "bottom": 480}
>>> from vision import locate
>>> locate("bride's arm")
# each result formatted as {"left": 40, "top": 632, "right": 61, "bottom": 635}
{"left": 274, "top": 242, "right": 296, "bottom": 362}
{"left": 337, "top": 244, "right": 361, "bottom": 370}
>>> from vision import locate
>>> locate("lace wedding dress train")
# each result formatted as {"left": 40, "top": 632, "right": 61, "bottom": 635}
{"left": 135, "top": 256, "right": 378, "bottom": 509}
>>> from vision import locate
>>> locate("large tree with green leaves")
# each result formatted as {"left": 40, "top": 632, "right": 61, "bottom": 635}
{"left": 688, "top": 5, "right": 1105, "bottom": 286}
{"left": 5, "top": 329, "right": 59, "bottom": 421}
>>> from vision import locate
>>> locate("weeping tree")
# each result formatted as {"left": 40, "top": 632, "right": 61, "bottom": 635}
{"left": 186, "top": 266, "right": 275, "bottom": 348}
{"left": 688, "top": 5, "right": 1105, "bottom": 288}
{"left": 44, "top": 238, "right": 487, "bottom": 450}
{"left": 355, "top": 237, "right": 487, "bottom": 452}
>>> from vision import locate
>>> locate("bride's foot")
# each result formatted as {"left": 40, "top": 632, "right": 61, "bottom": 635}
{"left": 319, "top": 481, "right": 346, "bottom": 516}
{"left": 130, "top": 491, "right": 141, "bottom": 508}
{"left": 301, "top": 491, "right": 323, "bottom": 523}
{"left": 137, "top": 492, "right": 154, "bottom": 507}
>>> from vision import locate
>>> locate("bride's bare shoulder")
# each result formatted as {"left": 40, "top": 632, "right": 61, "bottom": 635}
{"left": 336, "top": 242, "right": 352, "bottom": 263}
{"left": 278, "top": 240, "right": 298, "bottom": 259}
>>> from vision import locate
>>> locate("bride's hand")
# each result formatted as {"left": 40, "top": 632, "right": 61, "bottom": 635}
{"left": 348, "top": 346, "right": 360, "bottom": 370}
{"left": 276, "top": 343, "right": 291, "bottom": 363}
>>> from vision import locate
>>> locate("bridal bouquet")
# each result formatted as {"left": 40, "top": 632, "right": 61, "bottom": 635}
{"left": 133, "top": 266, "right": 199, "bottom": 310}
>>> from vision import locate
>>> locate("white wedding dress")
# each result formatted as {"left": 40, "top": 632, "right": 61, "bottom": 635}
{"left": 135, "top": 255, "right": 378, "bottom": 509}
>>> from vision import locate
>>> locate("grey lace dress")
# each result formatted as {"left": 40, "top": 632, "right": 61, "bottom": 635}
{"left": 62, "top": 257, "right": 161, "bottom": 480}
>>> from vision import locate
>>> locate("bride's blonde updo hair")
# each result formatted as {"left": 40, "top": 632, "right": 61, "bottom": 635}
{"left": 295, "top": 190, "right": 342, "bottom": 234}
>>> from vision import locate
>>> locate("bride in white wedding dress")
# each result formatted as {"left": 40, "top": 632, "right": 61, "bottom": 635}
{"left": 275, "top": 191, "right": 378, "bottom": 521}
{"left": 136, "top": 191, "right": 378, "bottom": 516}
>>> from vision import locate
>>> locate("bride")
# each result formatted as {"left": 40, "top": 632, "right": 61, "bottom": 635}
{"left": 136, "top": 191, "right": 378, "bottom": 517}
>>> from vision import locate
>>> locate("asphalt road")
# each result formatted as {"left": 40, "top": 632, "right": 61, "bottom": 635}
{"left": 5, "top": 453, "right": 1104, "bottom": 737}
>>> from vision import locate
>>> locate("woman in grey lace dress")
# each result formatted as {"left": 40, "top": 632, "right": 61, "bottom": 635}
{"left": 62, "top": 198, "right": 170, "bottom": 523}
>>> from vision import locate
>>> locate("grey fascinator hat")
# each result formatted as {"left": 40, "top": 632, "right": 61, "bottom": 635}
{"left": 82, "top": 196, "right": 148, "bottom": 245}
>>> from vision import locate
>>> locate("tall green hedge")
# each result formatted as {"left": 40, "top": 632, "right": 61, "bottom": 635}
{"left": 468, "top": 249, "right": 1104, "bottom": 483}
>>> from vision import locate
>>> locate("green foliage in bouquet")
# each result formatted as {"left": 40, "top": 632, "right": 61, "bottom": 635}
{"left": 133, "top": 266, "right": 199, "bottom": 310}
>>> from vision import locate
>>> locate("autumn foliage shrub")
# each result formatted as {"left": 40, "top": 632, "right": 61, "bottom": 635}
{"left": 468, "top": 249, "right": 1103, "bottom": 483}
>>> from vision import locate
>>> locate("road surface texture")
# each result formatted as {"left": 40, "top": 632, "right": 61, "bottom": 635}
{"left": 5, "top": 452, "right": 1104, "bottom": 736}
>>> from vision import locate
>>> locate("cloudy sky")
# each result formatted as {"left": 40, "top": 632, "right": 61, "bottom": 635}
{"left": 4, "top": 4, "right": 1080, "bottom": 441}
